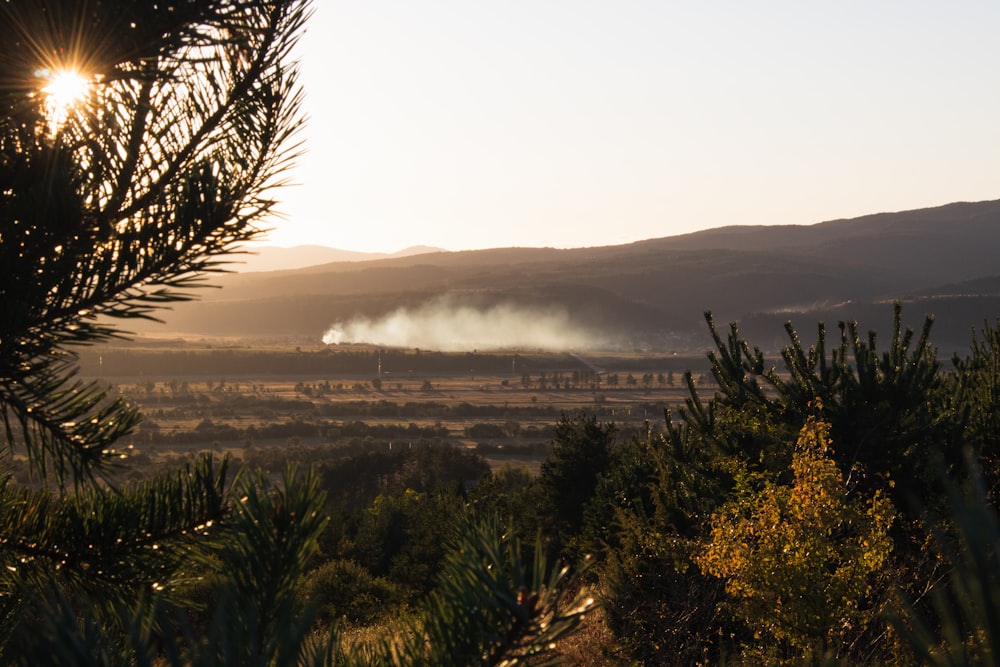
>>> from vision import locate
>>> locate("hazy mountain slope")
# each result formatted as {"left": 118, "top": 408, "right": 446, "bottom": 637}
{"left": 639, "top": 200, "right": 1000, "bottom": 286}
{"left": 735, "top": 294, "right": 1000, "bottom": 355}
{"left": 920, "top": 275, "right": 1000, "bottom": 297}
{"left": 132, "top": 199, "right": 1000, "bottom": 352}
{"left": 233, "top": 244, "right": 444, "bottom": 273}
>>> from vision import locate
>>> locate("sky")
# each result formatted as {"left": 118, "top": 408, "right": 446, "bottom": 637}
{"left": 262, "top": 1, "right": 1000, "bottom": 253}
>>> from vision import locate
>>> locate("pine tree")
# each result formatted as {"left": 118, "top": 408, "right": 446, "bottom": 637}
{"left": 682, "top": 303, "right": 959, "bottom": 508}
{"left": 1, "top": 0, "right": 307, "bottom": 483}
{"left": 538, "top": 412, "right": 616, "bottom": 555}
{"left": 0, "top": 0, "right": 312, "bottom": 657}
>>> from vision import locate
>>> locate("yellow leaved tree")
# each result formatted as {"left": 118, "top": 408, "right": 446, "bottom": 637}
{"left": 697, "top": 404, "right": 896, "bottom": 660}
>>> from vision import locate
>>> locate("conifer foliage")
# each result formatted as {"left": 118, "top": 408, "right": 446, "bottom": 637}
{"left": 1, "top": 0, "right": 308, "bottom": 483}
{"left": 592, "top": 306, "right": 1000, "bottom": 663}
{"left": 0, "top": 0, "right": 313, "bottom": 658}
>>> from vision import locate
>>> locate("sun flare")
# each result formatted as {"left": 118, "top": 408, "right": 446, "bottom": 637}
{"left": 39, "top": 68, "right": 90, "bottom": 129}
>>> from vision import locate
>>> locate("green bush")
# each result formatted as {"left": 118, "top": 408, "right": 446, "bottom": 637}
{"left": 597, "top": 305, "right": 970, "bottom": 664}
{"left": 303, "top": 559, "right": 402, "bottom": 625}
{"left": 537, "top": 412, "right": 617, "bottom": 557}
{"left": 349, "top": 490, "right": 464, "bottom": 597}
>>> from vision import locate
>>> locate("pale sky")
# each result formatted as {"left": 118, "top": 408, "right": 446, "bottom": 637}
{"left": 262, "top": 1, "right": 1000, "bottom": 253}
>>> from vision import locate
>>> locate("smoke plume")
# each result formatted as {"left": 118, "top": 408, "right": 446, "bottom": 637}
{"left": 321, "top": 295, "right": 610, "bottom": 351}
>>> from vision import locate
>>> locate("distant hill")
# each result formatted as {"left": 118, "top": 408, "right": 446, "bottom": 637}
{"left": 231, "top": 244, "right": 443, "bottom": 272}
{"left": 129, "top": 200, "right": 1000, "bottom": 354}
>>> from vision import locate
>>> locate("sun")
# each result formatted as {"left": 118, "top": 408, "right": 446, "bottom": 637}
{"left": 43, "top": 69, "right": 89, "bottom": 107}
{"left": 39, "top": 68, "right": 91, "bottom": 129}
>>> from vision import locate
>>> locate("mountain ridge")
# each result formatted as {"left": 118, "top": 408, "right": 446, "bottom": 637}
{"left": 234, "top": 244, "right": 445, "bottom": 273}
{"left": 133, "top": 199, "right": 1000, "bottom": 354}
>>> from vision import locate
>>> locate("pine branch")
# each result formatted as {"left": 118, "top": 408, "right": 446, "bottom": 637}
{"left": 392, "top": 514, "right": 594, "bottom": 666}
{"left": 0, "top": 455, "right": 233, "bottom": 651}
{"left": 210, "top": 464, "right": 328, "bottom": 663}
{"left": 0, "top": 0, "right": 310, "bottom": 482}
{"left": 0, "top": 357, "right": 140, "bottom": 486}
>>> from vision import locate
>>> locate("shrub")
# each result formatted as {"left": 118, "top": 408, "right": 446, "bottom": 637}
{"left": 303, "top": 559, "right": 403, "bottom": 625}
{"left": 537, "top": 412, "right": 617, "bottom": 555}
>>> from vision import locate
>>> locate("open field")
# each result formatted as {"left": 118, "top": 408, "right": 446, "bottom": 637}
{"left": 73, "top": 338, "right": 717, "bottom": 476}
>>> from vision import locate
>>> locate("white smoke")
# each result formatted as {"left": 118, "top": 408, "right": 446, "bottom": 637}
{"left": 322, "top": 296, "right": 610, "bottom": 351}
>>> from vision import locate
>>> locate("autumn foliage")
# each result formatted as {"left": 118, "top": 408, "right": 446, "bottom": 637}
{"left": 697, "top": 405, "right": 895, "bottom": 657}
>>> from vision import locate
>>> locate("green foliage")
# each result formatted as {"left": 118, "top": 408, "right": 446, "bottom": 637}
{"left": 538, "top": 412, "right": 617, "bottom": 555}
{"left": 387, "top": 515, "right": 594, "bottom": 667}
{"left": 317, "top": 442, "right": 489, "bottom": 578}
{"left": 947, "top": 320, "right": 1000, "bottom": 502}
{"left": 320, "top": 443, "right": 489, "bottom": 513}
{"left": 304, "top": 559, "right": 403, "bottom": 626}
{"left": 891, "top": 463, "right": 1000, "bottom": 666}
{"left": 600, "top": 533, "right": 730, "bottom": 665}
{"left": 3, "top": 482, "right": 595, "bottom": 666}
{"left": 593, "top": 418, "right": 743, "bottom": 665}
{"left": 0, "top": 454, "right": 231, "bottom": 649}
{"left": 689, "top": 302, "right": 957, "bottom": 506}
{"left": 349, "top": 489, "right": 463, "bottom": 597}
{"left": 209, "top": 465, "right": 329, "bottom": 662}
{"left": 466, "top": 465, "right": 544, "bottom": 541}
{"left": 596, "top": 304, "right": 989, "bottom": 663}
{"left": 0, "top": 0, "right": 309, "bottom": 485}
{"left": 2, "top": 460, "right": 332, "bottom": 667}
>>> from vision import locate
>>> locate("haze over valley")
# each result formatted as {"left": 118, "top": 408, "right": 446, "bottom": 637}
{"left": 120, "top": 199, "right": 1000, "bottom": 356}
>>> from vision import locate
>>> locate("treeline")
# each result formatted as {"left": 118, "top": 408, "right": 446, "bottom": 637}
{"left": 137, "top": 417, "right": 567, "bottom": 458}
{"left": 140, "top": 392, "right": 673, "bottom": 424}
{"left": 140, "top": 418, "right": 454, "bottom": 448}
{"left": 136, "top": 414, "right": 659, "bottom": 454}
{"left": 80, "top": 346, "right": 591, "bottom": 378}
{"left": 143, "top": 397, "right": 566, "bottom": 420}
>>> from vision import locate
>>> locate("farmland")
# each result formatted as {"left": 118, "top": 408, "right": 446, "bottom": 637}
{"left": 73, "top": 337, "right": 713, "bottom": 477}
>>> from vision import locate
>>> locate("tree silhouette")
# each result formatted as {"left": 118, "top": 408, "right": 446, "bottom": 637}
{"left": 0, "top": 0, "right": 311, "bottom": 655}
{"left": 1, "top": 0, "right": 307, "bottom": 484}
